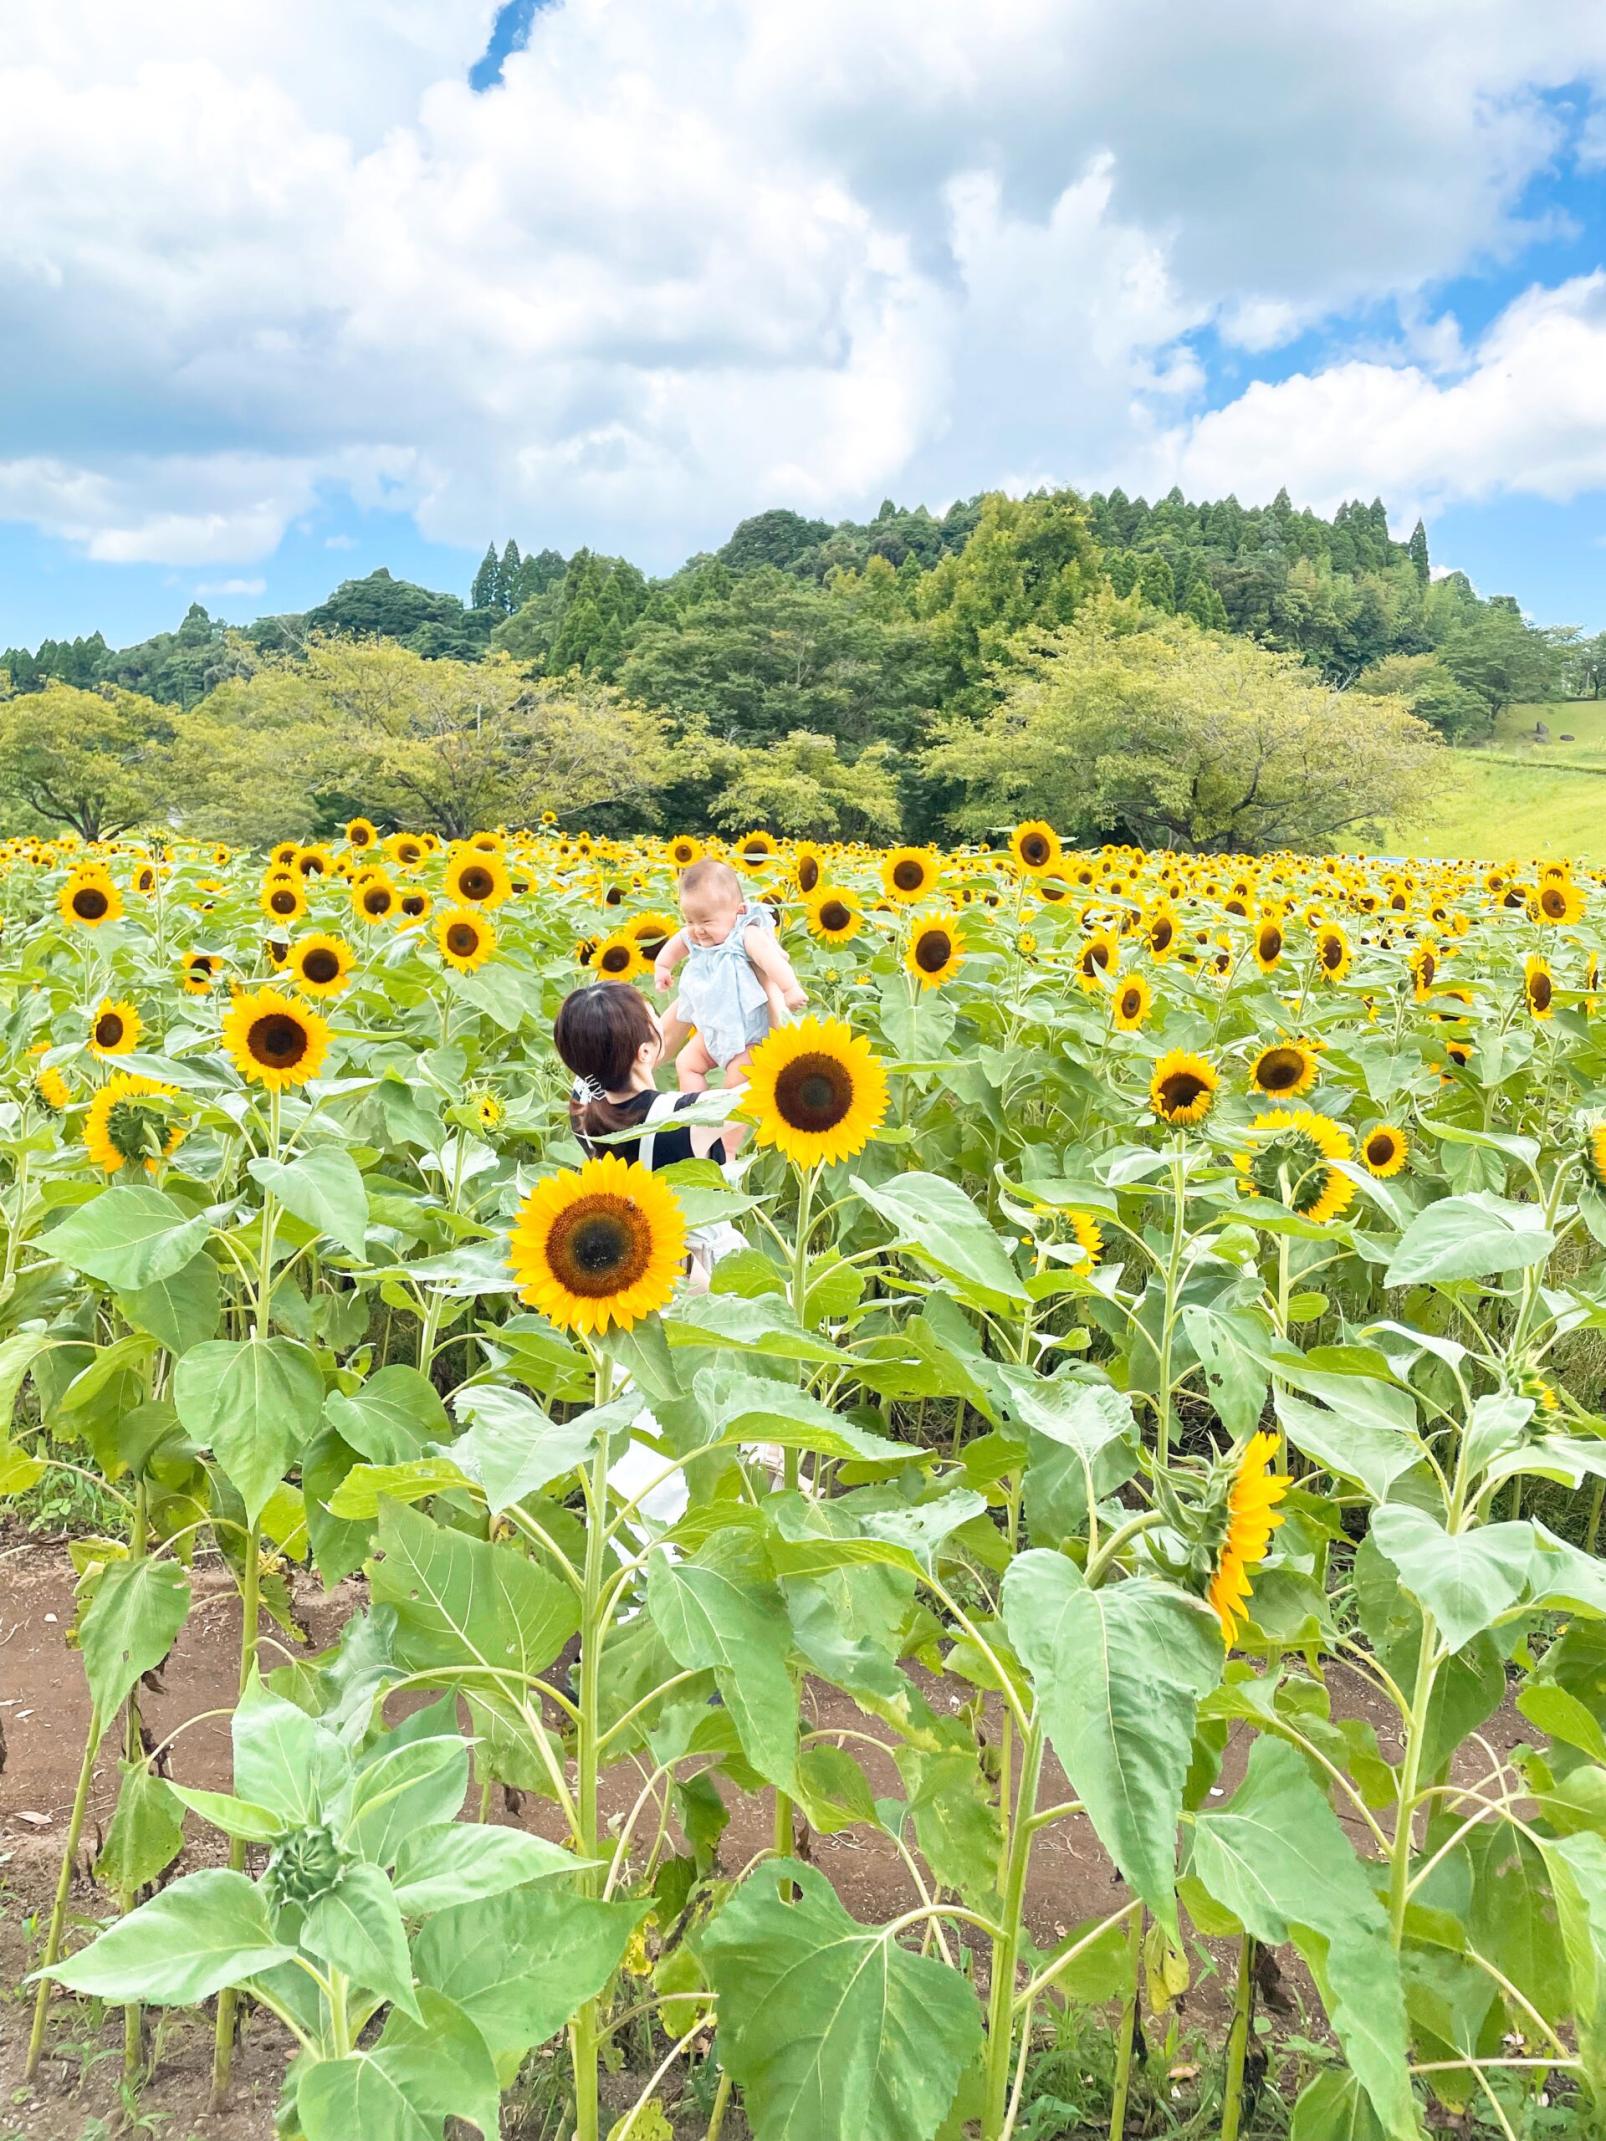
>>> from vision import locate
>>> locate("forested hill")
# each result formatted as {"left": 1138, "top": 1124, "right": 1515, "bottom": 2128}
{"left": 4, "top": 487, "right": 1596, "bottom": 787}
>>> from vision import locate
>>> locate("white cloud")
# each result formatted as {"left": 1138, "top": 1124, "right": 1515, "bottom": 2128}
{"left": 196, "top": 576, "right": 267, "bottom": 596}
{"left": 0, "top": 1, "right": 1605, "bottom": 570}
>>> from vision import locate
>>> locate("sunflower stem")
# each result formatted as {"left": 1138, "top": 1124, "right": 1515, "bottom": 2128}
{"left": 25, "top": 1703, "right": 104, "bottom": 2081}
{"left": 983, "top": 1715, "right": 1043, "bottom": 2139}
{"left": 570, "top": 1342, "right": 614, "bottom": 2141}
{"left": 1218, "top": 1934, "right": 1256, "bottom": 2141}
{"left": 1105, "top": 1904, "right": 1144, "bottom": 2141}
{"left": 212, "top": 1523, "right": 261, "bottom": 2108}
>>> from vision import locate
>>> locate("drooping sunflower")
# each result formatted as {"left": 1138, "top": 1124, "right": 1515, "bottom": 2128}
{"left": 1111, "top": 974, "right": 1152, "bottom": 1032}
{"left": 443, "top": 847, "right": 512, "bottom": 909}
{"left": 741, "top": 1016, "right": 889, "bottom": 1168}
{"left": 1063, "top": 1209, "right": 1103, "bottom": 1273}
{"left": 181, "top": 951, "right": 223, "bottom": 995}
{"left": 1531, "top": 878, "right": 1585, "bottom": 926}
{"left": 436, "top": 906, "right": 497, "bottom": 974}
{"left": 793, "top": 844, "right": 825, "bottom": 897}
{"left": 905, "top": 915, "right": 964, "bottom": 990}
{"left": 1010, "top": 821, "right": 1061, "bottom": 875}
{"left": 1581, "top": 1122, "right": 1606, "bottom": 1195}
{"left": 1524, "top": 954, "right": 1555, "bottom": 1020}
{"left": 288, "top": 933, "right": 357, "bottom": 997}
{"left": 1203, "top": 1432, "right": 1289, "bottom": 1643}
{"left": 260, "top": 874, "right": 307, "bottom": 923}
{"left": 1146, "top": 906, "right": 1179, "bottom": 961}
{"left": 59, "top": 870, "right": 123, "bottom": 929}
{"left": 881, "top": 847, "right": 939, "bottom": 905}
{"left": 222, "top": 987, "right": 331, "bottom": 1092}
{"left": 1360, "top": 1122, "right": 1409, "bottom": 1178}
{"left": 83, "top": 1072, "right": 185, "bottom": 1175}
{"left": 1252, "top": 914, "right": 1285, "bottom": 972}
{"left": 508, "top": 1152, "right": 686, "bottom": 1336}
{"left": 1149, "top": 1050, "right": 1219, "bottom": 1127}
{"left": 1235, "top": 1107, "right": 1356, "bottom": 1226}
{"left": 592, "top": 931, "right": 646, "bottom": 981}
{"left": 1314, "top": 924, "right": 1352, "bottom": 982}
{"left": 807, "top": 888, "right": 864, "bottom": 947}
{"left": 1249, "top": 1041, "right": 1319, "bottom": 1099}
{"left": 30, "top": 1052, "right": 70, "bottom": 1114}
{"left": 89, "top": 998, "right": 141, "bottom": 1058}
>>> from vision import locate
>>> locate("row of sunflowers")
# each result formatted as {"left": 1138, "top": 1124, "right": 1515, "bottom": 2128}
{"left": 5, "top": 816, "right": 1606, "bottom": 2141}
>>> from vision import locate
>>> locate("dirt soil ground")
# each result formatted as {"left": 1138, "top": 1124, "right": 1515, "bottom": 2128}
{"left": 1, "top": 1532, "right": 1532, "bottom": 2140}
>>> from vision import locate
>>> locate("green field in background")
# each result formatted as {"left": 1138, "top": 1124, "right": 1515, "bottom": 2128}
{"left": 1386, "top": 702, "right": 1606, "bottom": 863}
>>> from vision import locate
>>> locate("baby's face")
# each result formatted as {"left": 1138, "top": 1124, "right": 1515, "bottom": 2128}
{"left": 680, "top": 886, "right": 743, "bottom": 948}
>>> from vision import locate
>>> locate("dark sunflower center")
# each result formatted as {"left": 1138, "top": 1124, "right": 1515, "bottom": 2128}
{"left": 447, "top": 923, "right": 480, "bottom": 957}
{"left": 1159, "top": 1069, "right": 1208, "bottom": 1114}
{"left": 249, "top": 1013, "right": 309, "bottom": 1068}
{"left": 773, "top": 1052, "right": 853, "bottom": 1133}
{"left": 1256, "top": 1048, "right": 1305, "bottom": 1092}
{"left": 270, "top": 889, "right": 298, "bottom": 914}
{"left": 893, "top": 860, "right": 925, "bottom": 891}
{"left": 1417, "top": 952, "right": 1436, "bottom": 985}
{"left": 94, "top": 1013, "right": 124, "bottom": 1047}
{"left": 72, "top": 886, "right": 109, "bottom": 919}
{"left": 351, "top": 827, "right": 372, "bottom": 845}
{"left": 189, "top": 959, "right": 213, "bottom": 980}
{"left": 1366, "top": 1132, "right": 1397, "bottom": 1168}
{"left": 402, "top": 894, "right": 427, "bottom": 916}
{"left": 299, "top": 855, "right": 326, "bottom": 876}
{"left": 1321, "top": 936, "right": 1344, "bottom": 969}
{"left": 1150, "top": 917, "right": 1174, "bottom": 951}
{"left": 1040, "top": 881, "right": 1069, "bottom": 902}
{"left": 547, "top": 1195, "right": 651, "bottom": 1297}
{"left": 459, "top": 867, "right": 494, "bottom": 901}
{"left": 915, "top": 930, "right": 952, "bottom": 974}
{"left": 303, "top": 948, "right": 341, "bottom": 984}
{"left": 1543, "top": 887, "right": 1566, "bottom": 917}
{"left": 1081, "top": 942, "right": 1110, "bottom": 975}
{"left": 1021, "top": 834, "right": 1050, "bottom": 866}
{"left": 363, "top": 888, "right": 392, "bottom": 915}
{"left": 744, "top": 842, "right": 769, "bottom": 860}
{"left": 600, "top": 945, "right": 630, "bottom": 972}
{"left": 398, "top": 843, "right": 421, "bottom": 864}
{"left": 1119, "top": 987, "right": 1142, "bottom": 1019}
{"left": 1531, "top": 971, "right": 1553, "bottom": 1010}
{"left": 1259, "top": 927, "right": 1282, "bottom": 959}
{"left": 798, "top": 857, "right": 820, "bottom": 892}
{"left": 819, "top": 901, "right": 850, "bottom": 932}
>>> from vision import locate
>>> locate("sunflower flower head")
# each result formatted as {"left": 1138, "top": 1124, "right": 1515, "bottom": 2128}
{"left": 84, "top": 1072, "right": 186, "bottom": 1175}
{"left": 1581, "top": 1120, "right": 1606, "bottom": 1197}
{"left": 1194, "top": 1432, "right": 1289, "bottom": 1644}
{"left": 509, "top": 1153, "right": 686, "bottom": 1336}
{"left": 89, "top": 998, "right": 141, "bottom": 1059}
{"left": 222, "top": 987, "right": 331, "bottom": 1093}
{"left": 905, "top": 914, "right": 964, "bottom": 990}
{"left": 741, "top": 1016, "right": 889, "bottom": 1169}
{"left": 1235, "top": 1106, "right": 1356, "bottom": 1225}
{"left": 1149, "top": 1049, "right": 1219, "bottom": 1128}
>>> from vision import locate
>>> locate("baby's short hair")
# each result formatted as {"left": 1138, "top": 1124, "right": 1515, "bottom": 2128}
{"left": 679, "top": 858, "right": 743, "bottom": 903}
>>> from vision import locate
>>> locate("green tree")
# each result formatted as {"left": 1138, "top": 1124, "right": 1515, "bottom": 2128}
{"left": 1407, "top": 519, "right": 1430, "bottom": 585}
{"left": 1136, "top": 552, "right": 1176, "bottom": 613}
{"left": 497, "top": 540, "right": 523, "bottom": 614}
{"left": 918, "top": 490, "right": 1102, "bottom": 690}
{"left": 0, "top": 682, "right": 174, "bottom": 839}
{"left": 703, "top": 729, "right": 903, "bottom": 841}
{"left": 1354, "top": 653, "right": 1493, "bottom": 744}
{"left": 1437, "top": 598, "right": 1562, "bottom": 716}
{"left": 471, "top": 545, "right": 500, "bottom": 611}
{"left": 922, "top": 602, "right": 1438, "bottom": 853}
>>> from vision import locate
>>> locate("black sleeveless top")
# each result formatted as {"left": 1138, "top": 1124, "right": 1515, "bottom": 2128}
{"left": 597, "top": 1089, "right": 727, "bottom": 1171}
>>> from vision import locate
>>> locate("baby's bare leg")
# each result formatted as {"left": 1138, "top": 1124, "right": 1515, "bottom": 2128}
{"left": 676, "top": 1032, "right": 716, "bottom": 1093}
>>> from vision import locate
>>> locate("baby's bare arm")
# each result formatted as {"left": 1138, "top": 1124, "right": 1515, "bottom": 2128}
{"left": 654, "top": 930, "right": 690, "bottom": 991}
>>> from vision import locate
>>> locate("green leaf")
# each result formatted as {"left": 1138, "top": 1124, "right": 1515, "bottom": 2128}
{"left": 1383, "top": 1192, "right": 1555, "bottom": 1288}
{"left": 1189, "top": 1738, "right": 1415, "bottom": 2138}
{"left": 1002, "top": 1552, "right": 1221, "bottom": 1939}
{"left": 1274, "top": 1391, "right": 1422, "bottom": 1504}
{"left": 390, "top": 1823, "right": 585, "bottom": 1915}
{"left": 43, "top": 1184, "right": 213, "bottom": 1291}
{"left": 327, "top": 1456, "right": 472, "bottom": 1520}
{"left": 116, "top": 1252, "right": 221, "bottom": 1355}
{"left": 0, "top": 1328, "right": 57, "bottom": 1429}
{"left": 663, "top": 1291, "right": 845, "bottom": 1363}
{"left": 701, "top": 1859, "right": 982, "bottom": 2141}
{"left": 371, "top": 1989, "right": 502, "bottom": 2139}
{"left": 79, "top": 1554, "right": 189, "bottom": 1721}
{"left": 347, "top": 1713, "right": 468, "bottom": 1867}
{"left": 325, "top": 1364, "right": 450, "bottom": 1462}
{"left": 999, "top": 1368, "right": 1138, "bottom": 1542}
{"left": 96, "top": 1761, "right": 185, "bottom": 1894}
{"left": 40, "top": 1869, "right": 293, "bottom": 2002}
{"left": 849, "top": 1170, "right": 1029, "bottom": 1308}
{"left": 368, "top": 1499, "right": 578, "bottom": 1688}
{"left": 303, "top": 1860, "right": 422, "bottom": 2022}
{"left": 167, "top": 1785, "right": 284, "bottom": 1842}
{"left": 1180, "top": 1307, "right": 1271, "bottom": 1440}
{"left": 450, "top": 1383, "right": 598, "bottom": 1509}
{"left": 413, "top": 1888, "right": 647, "bottom": 2062}
{"left": 647, "top": 1544, "right": 800, "bottom": 1793}
{"left": 692, "top": 1364, "right": 917, "bottom": 1465}
{"left": 1538, "top": 1831, "right": 1606, "bottom": 2097}
{"left": 300, "top": 2011, "right": 499, "bottom": 2141}
{"left": 232, "top": 1675, "right": 352, "bottom": 1827}
{"left": 1367, "top": 1507, "right": 1533, "bottom": 1651}
{"left": 1290, "top": 2071, "right": 1387, "bottom": 2141}
{"left": 250, "top": 1145, "right": 370, "bottom": 1259}
{"left": 173, "top": 1335, "right": 323, "bottom": 1524}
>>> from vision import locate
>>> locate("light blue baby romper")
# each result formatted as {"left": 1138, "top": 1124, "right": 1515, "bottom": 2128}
{"left": 677, "top": 901, "right": 776, "bottom": 1067}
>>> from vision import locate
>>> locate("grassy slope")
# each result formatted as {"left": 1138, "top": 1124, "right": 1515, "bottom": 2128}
{"left": 1386, "top": 702, "right": 1606, "bottom": 863}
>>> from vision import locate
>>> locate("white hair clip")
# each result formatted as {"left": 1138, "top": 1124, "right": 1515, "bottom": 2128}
{"left": 572, "top": 1073, "right": 607, "bottom": 1103}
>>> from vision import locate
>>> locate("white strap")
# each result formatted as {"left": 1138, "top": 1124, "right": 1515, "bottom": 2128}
{"left": 636, "top": 1087, "right": 684, "bottom": 1173}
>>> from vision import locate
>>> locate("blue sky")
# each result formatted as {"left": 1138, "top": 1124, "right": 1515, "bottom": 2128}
{"left": 3, "top": 3, "right": 1605, "bottom": 653}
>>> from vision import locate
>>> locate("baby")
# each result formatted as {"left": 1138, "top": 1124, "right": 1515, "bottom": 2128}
{"left": 654, "top": 857, "right": 806, "bottom": 1091}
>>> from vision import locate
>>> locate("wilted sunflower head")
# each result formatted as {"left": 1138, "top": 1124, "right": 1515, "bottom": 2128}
{"left": 1249, "top": 1041, "right": 1318, "bottom": 1098}
{"left": 509, "top": 1153, "right": 686, "bottom": 1335}
{"left": 1235, "top": 1107, "right": 1356, "bottom": 1225}
{"left": 436, "top": 907, "right": 496, "bottom": 973}
{"left": 222, "top": 987, "right": 330, "bottom": 1092}
{"left": 741, "top": 1016, "right": 890, "bottom": 1168}
{"left": 1149, "top": 1049, "right": 1219, "bottom": 1127}
{"left": 905, "top": 915, "right": 963, "bottom": 989}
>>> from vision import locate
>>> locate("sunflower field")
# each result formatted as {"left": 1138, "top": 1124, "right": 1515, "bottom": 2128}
{"left": 7, "top": 817, "right": 1606, "bottom": 2141}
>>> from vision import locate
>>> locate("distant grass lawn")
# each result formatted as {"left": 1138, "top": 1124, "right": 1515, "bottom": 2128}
{"left": 1384, "top": 701, "right": 1606, "bottom": 863}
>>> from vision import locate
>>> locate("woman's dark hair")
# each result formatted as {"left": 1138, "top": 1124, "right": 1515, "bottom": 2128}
{"left": 553, "top": 983, "right": 658, "bottom": 1153}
